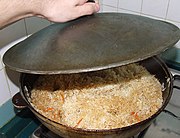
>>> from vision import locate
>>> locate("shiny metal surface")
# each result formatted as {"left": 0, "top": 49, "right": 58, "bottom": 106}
{"left": 3, "top": 13, "right": 180, "bottom": 74}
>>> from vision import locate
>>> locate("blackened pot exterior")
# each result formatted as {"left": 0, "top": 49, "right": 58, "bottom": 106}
{"left": 19, "top": 56, "right": 173, "bottom": 138}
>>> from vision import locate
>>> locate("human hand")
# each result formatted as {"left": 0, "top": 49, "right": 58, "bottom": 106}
{"left": 0, "top": 0, "right": 100, "bottom": 29}
{"left": 39, "top": 0, "right": 100, "bottom": 22}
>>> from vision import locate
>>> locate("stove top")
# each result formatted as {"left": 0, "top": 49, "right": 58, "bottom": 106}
{"left": 2, "top": 103, "right": 179, "bottom": 138}
{"left": 0, "top": 69, "right": 179, "bottom": 138}
{"left": 31, "top": 125, "right": 63, "bottom": 138}
{"left": 30, "top": 106, "right": 180, "bottom": 138}
{"left": 30, "top": 125, "right": 149, "bottom": 138}
{"left": 29, "top": 66, "right": 180, "bottom": 138}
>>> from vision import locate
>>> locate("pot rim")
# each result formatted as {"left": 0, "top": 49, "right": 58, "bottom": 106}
{"left": 20, "top": 56, "right": 174, "bottom": 133}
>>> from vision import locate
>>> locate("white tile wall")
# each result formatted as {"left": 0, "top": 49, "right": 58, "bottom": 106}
{"left": 117, "top": 8, "right": 140, "bottom": 15}
{"left": 5, "top": 69, "right": 20, "bottom": 97}
{"left": 103, "top": 5, "right": 117, "bottom": 12}
{"left": 0, "top": 69, "right": 11, "bottom": 105}
{"left": 25, "top": 17, "right": 51, "bottom": 35}
{"left": 0, "top": 0, "right": 180, "bottom": 106}
{"left": 0, "top": 36, "right": 28, "bottom": 106}
{"left": 141, "top": 0, "right": 169, "bottom": 18}
{"left": 167, "top": 0, "right": 180, "bottom": 22}
{"left": 103, "top": 0, "right": 119, "bottom": 7}
{"left": 0, "top": 55, "right": 3, "bottom": 69}
{"left": 0, "top": 20, "right": 26, "bottom": 49}
{"left": 118, "top": 0, "right": 142, "bottom": 13}
{"left": 0, "top": 36, "right": 28, "bottom": 68}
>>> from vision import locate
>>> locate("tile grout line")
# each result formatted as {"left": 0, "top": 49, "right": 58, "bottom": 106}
{"left": 140, "top": 0, "right": 144, "bottom": 15}
{"left": 102, "top": 4, "right": 180, "bottom": 24}
{"left": 141, "top": 12, "right": 180, "bottom": 24}
{"left": 116, "top": 7, "right": 180, "bottom": 24}
{"left": 165, "top": 0, "right": 171, "bottom": 20}
{"left": 2, "top": 67, "right": 13, "bottom": 98}
{"left": 114, "top": 0, "right": 119, "bottom": 12}
{"left": 102, "top": 4, "right": 118, "bottom": 9}
{"left": 101, "top": 0, "right": 103, "bottom": 11}
{"left": 23, "top": 19, "right": 28, "bottom": 36}
{"left": 102, "top": 0, "right": 180, "bottom": 24}
{"left": 117, "top": 7, "right": 141, "bottom": 14}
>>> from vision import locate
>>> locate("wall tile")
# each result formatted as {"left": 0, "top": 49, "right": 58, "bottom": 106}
{"left": 0, "top": 55, "right": 3, "bottom": 70}
{"left": 0, "top": 69, "right": 11, "bottom": 106}
{"left": 142, "top": 0, "right": 169, "bottom": 18}
{"left": 140, "top": 13, "right": 166, "bottom": 21}
{"left": 103, "top": 0, "right": 118, "bottom": 7}
{"left": 118, "top": 0, "right": 142, "bottom": 13}
{"left": 166, "top": 0, "right": 180, "bottom": 22}
{"left": 0, "top": 20, "right": 26, "bottom": 49}
{"left": 99, "top": 3, "right": 103, "bottom": 13}
{"left": 99, "top": 7, "right": 103, "bottom": 13}
{"left": 0, "top": 36, "right": 28, "bottom": 97}
{"left": 175, "top": 40, "right": 180, "bottom": 49}
{"left": 5, "top": 68, "right": 20, "bottom": 97}
{"left": 0, "top": 36, "right": 28, "bottom": 68}
{"left": 98, "top": 0, "right": 103, "bottom": 12}
{"left": 103, "top": 5, "right": 117, "bottom": 12}
{"left": 99, "top": 0, "right": 103, "bottom": 5}
{"left": 118, "top": 8, "right": 140, "bottom": 15}
{"left": 25, "top": 17, "right": 51, "bottom": 35}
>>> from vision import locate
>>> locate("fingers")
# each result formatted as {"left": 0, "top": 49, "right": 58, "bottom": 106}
{"left": 76, "top": 2, "right": 100, "bottom": 16}
{"left": 78, "top": 0, "right": 98, "bottom": 5}
{"left": 75, "top": 0, "right": 99, "bottom": 7}
{"left": 75, "top": 0, "right": 89, "bottom": 5}
{"left": 40, "top": 0, "right": 100, "bottom": 23}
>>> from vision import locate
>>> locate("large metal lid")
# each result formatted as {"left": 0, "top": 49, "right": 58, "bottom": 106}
{"left": 3, "top": 13, "right": 180, "bottom": 74}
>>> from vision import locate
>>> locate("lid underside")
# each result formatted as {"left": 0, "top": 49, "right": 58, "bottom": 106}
{"left": 3, "top": 13, "right": 180, "bottom": 74}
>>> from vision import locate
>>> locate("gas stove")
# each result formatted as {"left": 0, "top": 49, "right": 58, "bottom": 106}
{"left": 30, "top": 111, "right": 180, "bottom": 138}
{"left": 30, "top": 125, "right": 149, "bottom": 138}
{"left": 0, "top": 60, "right": 180, "bottom": 138}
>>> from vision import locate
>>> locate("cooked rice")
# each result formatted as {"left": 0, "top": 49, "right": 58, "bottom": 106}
{"left": 30, "top": 63, "right": 163, "bottom": 129}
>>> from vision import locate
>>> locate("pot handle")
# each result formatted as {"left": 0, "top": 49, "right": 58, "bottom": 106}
{"left": 12, "top": 92, "right": 28, "bottom": 109}
{"left": 163, "top": 110, "right": 180, "bottom": 120}
{"left": 162, "top": 74, "right": 180, "bottom": 120}
{"left": 173, "top": 75, "right": 180, "bottom": 90}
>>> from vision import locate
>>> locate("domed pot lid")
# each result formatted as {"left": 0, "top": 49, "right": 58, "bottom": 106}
{"left": 3, "top": 13, "right": 180, "bottom": 74}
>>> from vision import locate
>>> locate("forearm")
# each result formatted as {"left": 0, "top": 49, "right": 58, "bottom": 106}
{"left": 0, "top": 0, "right": 42, "bottom": 29}
{"left": 0, "top": 0, "right": 100, "bottom": 29}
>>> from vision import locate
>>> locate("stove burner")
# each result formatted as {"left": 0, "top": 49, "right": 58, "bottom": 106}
{"left": 31, "top": 96, "right": 180, "bottom": 138}
{"left": 31, "top": 110, "right": 180, "bottom": 138}
{"left": 31, "top": 125, "right": 149, "bottom": 138}
{"left": 31, "top": 125, "right": 62, "bottom": 138}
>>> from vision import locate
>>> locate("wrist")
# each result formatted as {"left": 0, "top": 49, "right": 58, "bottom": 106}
{"left": 21, "top": 0, "right": 42, "bottom": 17}
{"left": 0, "top": 0, "right": 45, "bottom": 29}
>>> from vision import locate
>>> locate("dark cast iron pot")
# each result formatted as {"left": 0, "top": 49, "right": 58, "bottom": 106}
{"left": 13, "top": 56, "right": 180, "bottom": 138}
